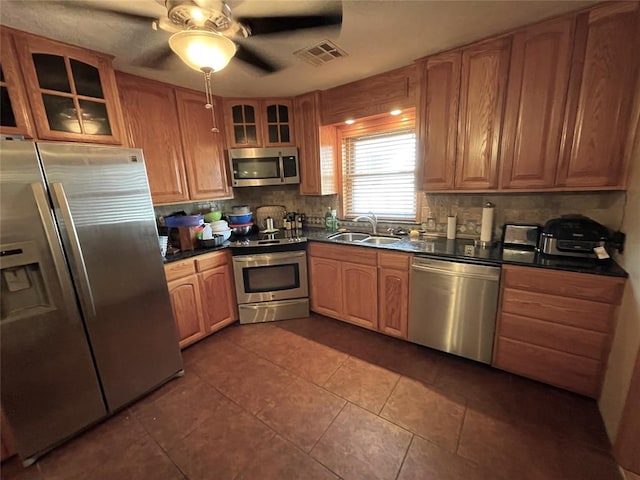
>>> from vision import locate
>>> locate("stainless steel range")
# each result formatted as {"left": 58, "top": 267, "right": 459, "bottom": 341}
{"left": 231, "top": 230, "right": 309, "bottom": 324}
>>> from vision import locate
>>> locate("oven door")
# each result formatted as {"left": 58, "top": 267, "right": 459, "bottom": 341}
{"left": 232, "top": 251, "right": 308, "bottom": 304}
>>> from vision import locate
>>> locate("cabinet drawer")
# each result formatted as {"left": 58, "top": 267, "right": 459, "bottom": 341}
{"left": 501, "top": 288, "right": 616, "bottom": 333}
{"left": 494, "top": 337, "right": 602, "bottom": 397}
{"left": 164, "top": 259, "right": 196, "bottom": 282}
{"left": 195, "top": 250, "right": 229, "bottom": 272}
{"left": 499, "top": 312, "right": 609, "bottom": 361}
{"left": 502, "top": 265, "right": 625, "bottom": 304}
{"left": 377, "top": 251, "right": 410, "bottom": 270}
{"left": 308, "top": 242, "right": 377, "bottom": 266}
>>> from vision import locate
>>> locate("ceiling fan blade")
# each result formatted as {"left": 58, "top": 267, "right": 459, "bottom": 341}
{"left": 133, "top": 44, "right": 176, "bottom": 70}
{"left": 49, "top": 0, "right": 157, "bottom": 25}
{"left": 235, "top": 44, "right": 279, "bottom": 73}
{"left": 236, "top": 13, "right": 342, "bottom": 36}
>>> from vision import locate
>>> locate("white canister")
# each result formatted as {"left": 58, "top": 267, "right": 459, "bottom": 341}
{"left": 265, "top": 217, "right": 274, "bottom": 231}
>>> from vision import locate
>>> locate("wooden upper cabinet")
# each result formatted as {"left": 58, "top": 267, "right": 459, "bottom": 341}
{"left": 223, "top": 98, "right": 295, "bottom": 147}
{"left": 320, "top": 65, "right": 417, "bottom": 125}
{"left": 0, "top": 30, "right": 34, "bottom": 138}
{"left": 13, "top": 30, "right": 124, "bottom": 144}
{"left": 416, "top": 51, "right": 461, "bottom": 191}
{"left": 175, "top": 89, "right": 232, "bottom": 200}
{"left": 456, "top": 37, "right": 511, "bottom": 190}
{"left": 262, "top": 98, "right": 295, "bottom": 146}
{"left": 557, "top": 2, "right": 640, "bottom": 188}
{"left": 294, "top": 91, "right": 338, "bottom": 195}
{"left": 223, "top": 98, "right": 263, "bottom": 147}
{"left": 500, "top": 17, "right": 575, "bottom": 189}
{"left": 116, "top": 73, "right": 189, "bottom": 204}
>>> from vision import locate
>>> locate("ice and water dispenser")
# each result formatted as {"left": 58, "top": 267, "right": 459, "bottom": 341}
{"left": 0, "top": 241, "right": 51, "bottom": 321}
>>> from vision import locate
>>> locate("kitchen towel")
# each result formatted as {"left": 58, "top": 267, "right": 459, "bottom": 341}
{"left": 480, "top": 202, "right": 495, "bottom": 243}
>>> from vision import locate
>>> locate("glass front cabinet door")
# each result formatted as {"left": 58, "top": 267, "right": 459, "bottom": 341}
{"left": 13, "top": 31, "right": 125, "bottom": 144}
{"left": 262, "top": 99, "right": 295, "bottom": 146}
{"left": 0, "top": 30, "right": 34, "bottom": 137}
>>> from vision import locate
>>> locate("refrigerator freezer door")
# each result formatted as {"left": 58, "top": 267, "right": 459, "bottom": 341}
{"left": 37, "top": 142, "right": 182, "bottom": 410}
{"left": 0, "top": 141, "right": 107, "bottom": 461}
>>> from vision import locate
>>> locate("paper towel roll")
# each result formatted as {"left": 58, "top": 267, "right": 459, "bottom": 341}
{"left": 480, "top": 203, "right": 495, "bottom": 243}
{"left": 447, "top": 216, "right": 457, "bottom": 239}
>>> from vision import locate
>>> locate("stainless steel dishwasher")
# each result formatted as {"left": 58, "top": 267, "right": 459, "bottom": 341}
{"left": 409, "top": 257, "right": 501, "bottom": 364}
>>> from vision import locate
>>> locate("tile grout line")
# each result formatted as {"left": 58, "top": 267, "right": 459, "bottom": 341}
{"left": 126, "top": 407, "right": 191, "bottom": 480}
{"left": 320, "top": 353, "right": 350, "bottom": 388}
{"left": 306, "top": 401, "right": 350, "bottom": 480}
{"left": 454, "top": 398, "right": 470, "bottom": 456}
{"left": 377, "top": 373, "right": 402, "bottom": 415}
{"left": 308, "top": 399, "right": 349, "bottom": 454}
{"left": 394, "top": 434, "right": 415, "bottom": 480}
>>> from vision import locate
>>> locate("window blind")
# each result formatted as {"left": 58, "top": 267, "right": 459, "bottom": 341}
{"left": 342, "top": 127, "right": 417, "bottom": 220}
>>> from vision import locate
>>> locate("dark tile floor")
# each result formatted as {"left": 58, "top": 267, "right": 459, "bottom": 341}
{"left": 1, "top": 314, "right": 623, "bottom": 480}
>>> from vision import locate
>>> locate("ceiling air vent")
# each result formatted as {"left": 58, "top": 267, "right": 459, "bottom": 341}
{"left": 294, "top": 40, "right": 347, "bottom": 66}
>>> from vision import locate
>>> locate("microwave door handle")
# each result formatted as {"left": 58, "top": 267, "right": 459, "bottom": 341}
{"left": 279, "top": 153, "right": 285, "bottom": 183}
{"left": 51, "top": 182, "right": 97, "bottom": 318}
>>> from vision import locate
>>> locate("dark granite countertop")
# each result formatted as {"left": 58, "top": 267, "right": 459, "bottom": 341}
{"left": 163, "top": 229, "right": 628, "bottom": 278}
{"left": 163, "top": 242, "right": 230, "bottom": 263}
{"left": 305, "top": 230, "right": 628, "bottom": 278}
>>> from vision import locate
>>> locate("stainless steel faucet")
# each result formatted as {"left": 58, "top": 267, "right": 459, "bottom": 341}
{"left": 353, "top": 212, "right": 378, "bottom": 235}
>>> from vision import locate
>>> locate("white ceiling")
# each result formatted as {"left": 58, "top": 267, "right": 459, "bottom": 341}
{"left": 1, "top": 0, "right": 597, "bottom": 97}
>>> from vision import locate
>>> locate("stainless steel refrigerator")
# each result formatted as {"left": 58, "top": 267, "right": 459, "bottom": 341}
{"left": 0, "top": 140, "right": 183, "bottom": 464}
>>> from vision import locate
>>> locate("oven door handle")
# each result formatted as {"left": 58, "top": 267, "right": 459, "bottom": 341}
{"left": 233, "top": 251, "right": 306, "bottom": 264}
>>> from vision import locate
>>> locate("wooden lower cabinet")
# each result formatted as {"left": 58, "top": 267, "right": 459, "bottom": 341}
{"left": 493, "top": 265, "right": 626, "bottom": 398}
{"left": 164, "top": 251, "right": 238, "bottom": 349}
{"left": 309, "top": 256, "right": 343, "bottom": 318}
{"left": 198, "top": 264, "right": 237, "bottom": 332}
{"left": 167, "top": 274, "right": 206, "bottom": 348}
{"left": 308, "top": 243, "right": 409, "bottom": 335}
{"left": 342, "top": 262, "right": 378, "bottom": 330}
{"left": 377, "top": 252, "right": 410, "bottom": 339}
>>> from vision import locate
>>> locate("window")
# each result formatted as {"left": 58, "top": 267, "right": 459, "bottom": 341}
{"left": 341, "top": 116, "right": 417, "bottom": 221}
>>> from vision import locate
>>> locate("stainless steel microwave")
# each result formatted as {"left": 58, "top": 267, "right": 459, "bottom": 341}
{"left": 228, "top": 147, "right": 299, "bottom": 187}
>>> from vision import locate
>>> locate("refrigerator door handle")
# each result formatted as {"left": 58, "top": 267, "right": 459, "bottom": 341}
{"left": 51, "top": 182, "right": 97, "bottom": 318}
{"left": 31, "top": 182, "right": 81, "bottom": 314}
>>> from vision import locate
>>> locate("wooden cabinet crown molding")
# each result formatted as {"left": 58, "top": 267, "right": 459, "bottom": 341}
{"left": 10, "top": 27, "right": 125, "bottom": 144}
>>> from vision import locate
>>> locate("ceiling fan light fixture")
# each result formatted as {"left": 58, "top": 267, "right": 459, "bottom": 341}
{"left": 168, "top": 30, "right": 237, "bottom": 72}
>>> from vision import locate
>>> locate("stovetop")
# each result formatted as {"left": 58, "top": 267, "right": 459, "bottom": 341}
{"left": 231, "top": 229, "right": 307, "bottom": 248}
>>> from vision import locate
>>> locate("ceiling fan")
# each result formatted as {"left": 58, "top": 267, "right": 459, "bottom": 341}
{"left": 76, "top": 0, "right": 343, "bottom": 74}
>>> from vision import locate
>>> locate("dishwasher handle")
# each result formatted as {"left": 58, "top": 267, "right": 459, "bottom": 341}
{"left": 411, "top": 262, "right": 500, "bottom": 282}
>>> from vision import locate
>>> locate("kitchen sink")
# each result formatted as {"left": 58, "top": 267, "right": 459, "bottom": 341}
{"left": 328, "top": 232, "right": 371, "bottom": 242}
{"left": 359, "top": 236, "right": 402, "bottom": 245}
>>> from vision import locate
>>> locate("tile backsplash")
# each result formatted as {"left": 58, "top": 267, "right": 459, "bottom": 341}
{"left": 154, "top": 187, "right": 626, "bottom": 238}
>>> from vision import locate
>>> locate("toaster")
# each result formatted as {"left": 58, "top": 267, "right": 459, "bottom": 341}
{"left": 502, "top": 224, "right": 541, "bottom": 250}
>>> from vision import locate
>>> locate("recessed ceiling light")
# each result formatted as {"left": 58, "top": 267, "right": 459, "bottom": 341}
{"left": 345, "top": 119, "right": 355, "bottom": 125}
{"left": 390, "top": 109, "right": 402, "bottom": 116}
